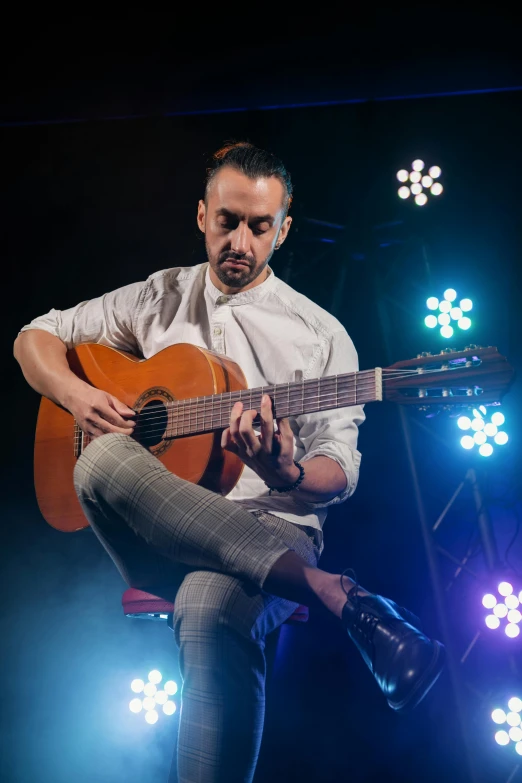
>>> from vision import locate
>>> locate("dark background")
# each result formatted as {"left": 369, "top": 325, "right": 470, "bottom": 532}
{"left": 2, "top": 10, "right": 522, "bottom": 783}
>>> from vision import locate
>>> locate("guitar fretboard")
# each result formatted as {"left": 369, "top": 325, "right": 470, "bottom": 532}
{"left": 158, "top": 368, "right": 382, "bottom": 438}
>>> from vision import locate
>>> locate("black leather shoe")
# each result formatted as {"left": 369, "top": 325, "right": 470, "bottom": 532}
{"left": 342, "top": 591, "right": 445, "bottom": 712}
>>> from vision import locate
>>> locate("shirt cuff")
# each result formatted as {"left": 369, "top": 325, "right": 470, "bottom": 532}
{"left": 297, "top": 449, "right": 361, "bottom": 508}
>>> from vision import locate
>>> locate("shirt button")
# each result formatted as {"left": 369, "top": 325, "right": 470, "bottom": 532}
{"left": 217, "top": 295, "right": 229, "bottom": 304}
{"left": 213, "top": 327, "right": 222, "bottom": 336}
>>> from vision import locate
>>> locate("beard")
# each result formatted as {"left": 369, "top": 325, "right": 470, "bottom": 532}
{"left": 207, "top": 244, "right": 275, "bottom": 289}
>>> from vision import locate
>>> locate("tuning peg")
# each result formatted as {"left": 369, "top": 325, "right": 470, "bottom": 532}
{"left": 416, "top": 352, "right": 432, "bottom": 358}
{"left": 439, "top": 348, "right": 453, "bottom": 354}
{"left": 464, "top": 344, "right": 477, "bottom": 350}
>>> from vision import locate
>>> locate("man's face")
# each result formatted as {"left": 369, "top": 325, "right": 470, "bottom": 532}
{"left": 197, "top": 167, "right": 292, "bottom": 293}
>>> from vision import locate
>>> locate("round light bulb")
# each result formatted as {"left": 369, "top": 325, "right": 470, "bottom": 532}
{"left": 438, "top": 312, "right": 451, "bottom": 326}
{"left": 429, "top": 165, "right": 441, "bottom": 178}
{"left": 410, "top": 183, "right": 423, "bottom": 195}
{"left": 163, "top": 701, "right": 177, "bottom": 715}
{"left": 439, "top": 300, "right": 452, "bottom": 313}
{"left": 479, "top": 443, "right": 493, "bottom": 456}
{"left": 426, "top": 297, "right": 439, "bottom": 310}
{"left": 457, "top": 416, "right": 472, "bottom": 430}
{"left": 508, "top": 698, "right": 522, "bottom": 713}
{"left": 431, "top": 182, "right": 443, "bottom": 196}
{"left": 398, "top": 186, "right": 410, "bottom": 199}
{"left": 412, "top": 159, "right": 425, "bottom": 171}
{"left": 459, "top": 298, "right": 473, "bottom": 312}
{"left": 414, "top": 193, "right": 428, "bottom": 206}
{"left": 421, "top": 175, "right": 433, "bottom": 188}
{"left": 484, "top": 423, "right": 498, "bottom": 437}
{"left": 495, "top": 730, "right": 510, "bottom": 745}
{"left": 148, "top": 670, "right": 162, "bottom": 684}
{"left": 397, "top": 169, "right": 409, "bottom": 182}
{"left": 458, "top": 317, "right": 472, "bottom": 330}
{"left": 460, "top": 435, "right": 475, "bottom": 450}
{"left": 494, "top": 432, "right": 508, "bottom": 445}
{"left": 425, "top": 315, "right": 438, "bottom": 328}
{"left": 491, "top": 412, "right": 505, "bottom": 426}
{"left": 471, "top": 418, "right": 485, "bottom": 431}
{"left": 482, "top": 593, "right": 497, "bottom": 609}
{"left": 499, "top": 582, "right": 514, "bottom": 596}
{"left": 164, "top": 681, "right": 178, "bottom": 696}
{"left": 145, "top": 710, "right": 159, "bottom": 724}
{"left": 450, "top": 307, "right": 463, "bottom": 320}
{"left": 492, "top": 708, "right": 507, "bottom": 724}
{"left": 129, "top": 698, "right": 143, "bottom": 713}
{"left": 131, "top": 679, "right": 145, "bottom": 694}
{"left": 410, "top": 171, "right": 421, "bottom": 183}
{"left": 485, "top": 614, "right": 500, "bottom": 629}
{"left": 506, "top": 623, "right": 521, "bottom": 638}
{"left": 440, "top": 325, "right": 453, "bottom": 338}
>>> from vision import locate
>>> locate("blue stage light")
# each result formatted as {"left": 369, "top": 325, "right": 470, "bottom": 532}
{"left": 425, "top": 290, "right": 473, "bottom": 338}
{"left": 129, "top": 670, "right": 178, "bottom": 723}
{"left": 458, "top": 406, "right": 508, "bottom": 456}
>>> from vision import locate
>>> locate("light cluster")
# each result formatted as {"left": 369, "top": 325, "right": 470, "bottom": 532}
{"left": 397, "top": 159, "right": 443, "bottom": 205}
{"left": 482, "top": 582, "right": 522, "bottom": 638}
{"left": 458, "top": 406, "right": 508, "bottom": 457}
{"left": 492, "top": 697, "right": 522, "bottom": 753}
{"left": 129, "top": 670, "right": 178, "bottom": 724}
{"left": 424, "top": 288, "right": 472, "bottom": 338}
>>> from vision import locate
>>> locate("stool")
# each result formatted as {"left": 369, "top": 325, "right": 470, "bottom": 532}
{"left": 122, "top": 588, "right": 309, "bottom": 630}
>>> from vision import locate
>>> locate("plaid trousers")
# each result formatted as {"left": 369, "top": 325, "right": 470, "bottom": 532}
{"left": 73, "top": 433, "right": 319, "bottom": 783}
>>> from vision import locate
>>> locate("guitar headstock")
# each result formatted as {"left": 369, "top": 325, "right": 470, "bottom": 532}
{"left": 383, "top": 346, "right": 515, "bottom": 407}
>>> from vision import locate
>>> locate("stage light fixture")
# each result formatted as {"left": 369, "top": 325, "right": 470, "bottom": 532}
{"left": 424, "top": 290, "right": 473, "bottom": 337}
{"left": 396, "top": 160, "right": 443, "bottom": 205}
{"left": 483, "top": 582, "right": 522, "bottom": 637}
{"left": 129, "top": 670, "right": 178, "bottom": 723}
{"left": 458, "top": 406, "right": 508, "bottom": 456}
{"left": 492, "top": 697, "right": 522, "bottom": 755}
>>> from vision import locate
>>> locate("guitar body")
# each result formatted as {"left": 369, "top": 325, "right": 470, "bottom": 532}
{"left": 34, "top": 343, "right": 247, "bottom": 532}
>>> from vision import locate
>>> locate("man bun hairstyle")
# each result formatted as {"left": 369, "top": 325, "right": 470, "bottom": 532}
{"left": 205, "top": 141, "right": 293, "bottom": 214}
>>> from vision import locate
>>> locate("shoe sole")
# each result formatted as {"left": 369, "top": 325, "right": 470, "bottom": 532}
{"left": 387, "top": 640, "right": 445, "bottom": 713}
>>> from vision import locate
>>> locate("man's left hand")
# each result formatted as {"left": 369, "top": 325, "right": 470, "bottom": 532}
{"left": 221, "top": 394, "right": 300, "bottom": 489}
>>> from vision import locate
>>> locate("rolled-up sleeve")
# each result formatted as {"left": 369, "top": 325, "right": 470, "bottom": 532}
{"left": 293, "top": 327, "right": 365, "bottom": 508}
{"left": 18, "top": 280, "right": 149, "bottom": 353}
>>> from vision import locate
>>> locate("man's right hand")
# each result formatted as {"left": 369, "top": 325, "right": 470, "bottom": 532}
{"left": 64, "top": 382, "right": 136, "bottom": 439}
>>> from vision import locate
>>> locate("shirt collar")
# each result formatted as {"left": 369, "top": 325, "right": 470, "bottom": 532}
{"left": 204, "top": 262, "right": 277, "bottom": 306}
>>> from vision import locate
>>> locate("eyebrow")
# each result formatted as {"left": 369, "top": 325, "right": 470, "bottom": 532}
{"left": 215, "top": 208, "right": 275, "bottom": 225}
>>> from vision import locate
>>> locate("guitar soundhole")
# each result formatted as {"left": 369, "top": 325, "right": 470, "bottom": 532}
{"left": 133, "top": 386, "right": 175, "bottom": 457}
{"left": 136, "top": 399, "right": 169, "bottom": 449}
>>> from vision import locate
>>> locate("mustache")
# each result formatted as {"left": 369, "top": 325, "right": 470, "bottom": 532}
{"left": 219, "top": 252, "right": 254, "bottom": 266}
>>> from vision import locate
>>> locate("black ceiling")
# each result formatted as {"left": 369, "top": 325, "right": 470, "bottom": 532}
{"left": 2, "top": 9, "right": 521, "bottom": 124}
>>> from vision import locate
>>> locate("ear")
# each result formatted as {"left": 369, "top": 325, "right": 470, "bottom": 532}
{"left": 197, "top": 200, "right": 206, "bottom": 234}
{"left": 275, "top": 215, "right": 292, "bottom": 249}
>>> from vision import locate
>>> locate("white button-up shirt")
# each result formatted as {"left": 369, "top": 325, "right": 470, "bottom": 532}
{"left": 21, "top": 263, "right": 365, "bottom": 549}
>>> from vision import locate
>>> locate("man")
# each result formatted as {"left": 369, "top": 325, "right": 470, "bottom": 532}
{"left": 14, "top": 142, "right": 444, "bottom": 783}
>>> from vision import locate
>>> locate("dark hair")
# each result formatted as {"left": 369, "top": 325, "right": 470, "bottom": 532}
{"left": 205, "top": 141, "right": 293, "bottom": 214}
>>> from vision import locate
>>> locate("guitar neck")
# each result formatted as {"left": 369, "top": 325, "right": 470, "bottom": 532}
{"left": 160, "top": 368, "right": 382, "bottom": 438}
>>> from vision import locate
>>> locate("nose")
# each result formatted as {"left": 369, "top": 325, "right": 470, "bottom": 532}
{"left": 230, "top": 222, "right": 250, "bottom": 255}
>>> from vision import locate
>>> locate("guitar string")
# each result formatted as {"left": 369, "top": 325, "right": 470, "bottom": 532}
{"left": 128, "top": 364, "right": 476, "bottom": 425}
{"left": 73, "top": 362, "right": 483, "bottom": 444}
{"left": 130, "top": 371, "right": 481, "bottom": 433}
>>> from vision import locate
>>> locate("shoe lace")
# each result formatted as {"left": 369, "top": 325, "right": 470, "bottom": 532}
{"left": 340, "top": 568, "right": 378, "bottom": 673}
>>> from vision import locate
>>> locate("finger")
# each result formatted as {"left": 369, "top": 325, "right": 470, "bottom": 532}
{"left": 229, "top": 401, "right": 244, "bottom": 443}
{"left": 259, "top": 394, "right": 274, "bottom": 454}
{"left": 108, "top": 396, "right": 136, "bottom": 425}
{"left": 238, "top": 408, "right": 260, "bottom": 456}
{"left": 273, "top": 416, "right": 294, "bottom": 456}
{"left": 221, "top": 427, "right": 238, "bottom": 453}
{"left": 97, "top": 404, "right": 135, "bottom": 429}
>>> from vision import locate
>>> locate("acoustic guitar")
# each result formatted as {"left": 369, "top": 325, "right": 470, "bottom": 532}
{"left": 34, "top": 343, "right": 514, "bottom": 532}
